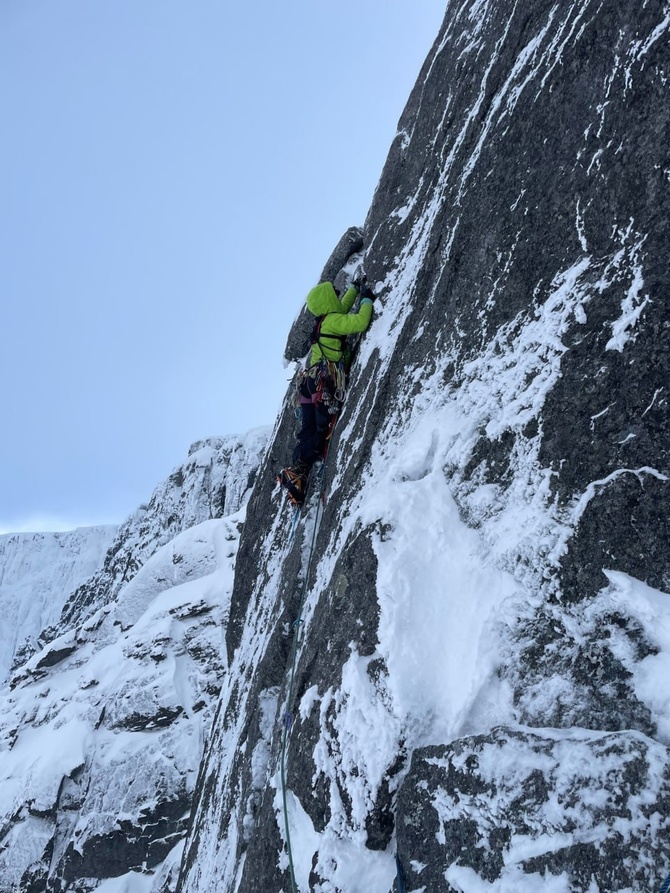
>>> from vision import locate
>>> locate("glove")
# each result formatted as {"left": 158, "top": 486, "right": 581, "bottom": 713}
{"left": 360, "top": 284, "right": 375, "bottom": 302}
{"left": 352, "top": 273, "right": 367, "bottom": 289}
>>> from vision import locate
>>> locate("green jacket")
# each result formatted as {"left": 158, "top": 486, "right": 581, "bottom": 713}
{"left": 306, "top": 282, "right": 373, "bottom": 367}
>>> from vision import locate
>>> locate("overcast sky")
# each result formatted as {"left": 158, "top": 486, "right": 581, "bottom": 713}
{"left": 0, "top": 1, "right": 445, "bottom": 534}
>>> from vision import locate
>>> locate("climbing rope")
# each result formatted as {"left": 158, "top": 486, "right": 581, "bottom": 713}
{"left": 279, "top": 460, "right": 329, "bottom": 893}
{"left": 279, "top": 462, "right": 407, "bottom": 893}
{"left": 395, "top": 853, "right": 406, "bottom": 893}
{"left": 277, "top": 317, "right": 367, "bottom": 889}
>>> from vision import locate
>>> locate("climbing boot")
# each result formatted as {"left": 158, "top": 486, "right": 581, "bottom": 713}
{"left": 278, "top": 464, "right": 308, "bottom": 507}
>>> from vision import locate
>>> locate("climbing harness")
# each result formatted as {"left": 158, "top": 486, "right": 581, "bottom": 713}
{"left": 279, "top": 458, "right": 329, "bottom": 893}
{"left": 293, "top": 359, "right": 347, "bottom": 416}
{"left": 309, "top": 313, "right": 349, "bottom": 361}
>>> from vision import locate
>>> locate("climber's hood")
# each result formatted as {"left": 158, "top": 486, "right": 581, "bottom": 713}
{"left": 306, "top": 282, "right": 343, "bottom": 316}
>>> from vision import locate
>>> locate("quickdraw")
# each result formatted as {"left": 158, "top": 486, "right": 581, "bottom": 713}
{"left": 317, "top": 359, "right": 347, "bottom": 413}
{"left": 293, "top": 360, "right": 347, "bottom": 416}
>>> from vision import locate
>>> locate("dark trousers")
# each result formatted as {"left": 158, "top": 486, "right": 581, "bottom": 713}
{"left": 292, "top": 377, "right": 332, "bottom": 471}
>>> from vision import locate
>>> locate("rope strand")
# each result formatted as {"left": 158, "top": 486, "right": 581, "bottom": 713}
{"left": 395, "top": 853, "right": 406, "bottom": 893}
{"left": 279, "top": 461, "right": 328, "bottom": 893}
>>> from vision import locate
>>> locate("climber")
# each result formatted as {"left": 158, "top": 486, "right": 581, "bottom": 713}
{"left": 278, "top": 278, "right": 376, "bottom": 506}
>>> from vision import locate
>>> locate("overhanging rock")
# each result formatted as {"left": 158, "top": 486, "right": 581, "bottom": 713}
{"left": 283, "top": 226, "right": 364, "bottom": 363}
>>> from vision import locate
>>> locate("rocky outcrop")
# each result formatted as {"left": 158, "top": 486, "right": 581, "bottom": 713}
{"left": 178, "top": 2, "right": 670, "bottom": 892}
{"left": 396, "top": 728, "right": 670, "bottom": 893}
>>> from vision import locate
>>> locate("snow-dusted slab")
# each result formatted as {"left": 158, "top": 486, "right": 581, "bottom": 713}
{"left": 397, "top": 726, "right": 670, "bottom": 893}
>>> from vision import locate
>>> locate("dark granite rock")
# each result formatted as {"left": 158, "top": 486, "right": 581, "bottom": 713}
{"left": 320, "top": 226, "right": 364, "bottom": 284}
{"left": 33, "top": 643, "right": 77, "bottom": 670}
{"left": 504, "top": 602, "right": 658, "bottom": 734}
{"left": 49, "top": 794, "right": 191, "bottom": 891}
{"left": 395, "top": 729, "right": 670, "bottom": 893}
{"left": 365, "top": 0, "right": 670, "bottom": 602}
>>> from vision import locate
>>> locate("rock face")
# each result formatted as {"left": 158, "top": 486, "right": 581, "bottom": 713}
{"left": 177, "top": 2, "right": 670, "bottom": 893}
{"left": 364, "top": 0, "right": 670, "bottom": 603}
{"left": 0, "top": 431, "right": 269, "bottom": 893}
{"left": 397, "top": 729, "right": 670, "bottom": 893}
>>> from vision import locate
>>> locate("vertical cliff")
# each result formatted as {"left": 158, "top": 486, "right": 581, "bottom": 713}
{"left": 178, "top": 1, "right": 669, "bottom": 892}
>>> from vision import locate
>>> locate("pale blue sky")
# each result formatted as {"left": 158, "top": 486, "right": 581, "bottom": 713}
{"left": 0, "top": 1, "right": 445, "bottom": 533}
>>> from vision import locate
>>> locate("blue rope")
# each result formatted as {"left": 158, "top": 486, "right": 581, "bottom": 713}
{"left": 660, "top": 873, "right": 670, "bottom": 893}
{"left": 395, "top": 853, "right": 406, "bottom": 893}
{"left": 275, "top": 319, "right": 376, "bottom": 888}
{"left": 279, "top": 481, "right": 325, "bottom": 893}
{"left": 287, "top": 505, "right": 301, "bottom": 546}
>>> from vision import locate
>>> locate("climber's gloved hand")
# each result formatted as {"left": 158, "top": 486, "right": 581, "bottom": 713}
{"left": 360, "top": 284, "right": 376, "bottom": 302}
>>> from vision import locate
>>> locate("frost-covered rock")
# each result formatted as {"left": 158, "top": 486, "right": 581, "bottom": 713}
{"left": 3, "top": 0, "right": 670, "bottom": 890}
{"left": 0, "top": 527, "right": 118, "bottom": 684}
{"left": 0, "top": 430, "right": 269, "bottom": 892}
{"left": 396, "top": 728, "right": 670, "bottom": 893}
{"left": 177, "top": 2, "right": 670, "bottom": 892}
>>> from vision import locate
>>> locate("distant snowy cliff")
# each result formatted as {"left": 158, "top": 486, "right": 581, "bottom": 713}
{"left": 46, "top": 433, "right": 268, "bottom": 643}
{"left": 0, "top": 430, "right": 269, "bottom": 892}
{"left": 0, "top": 527, "right": 117, "bottom": 684}
{"left": 177, "top": 2, "right": 670, "bottom": 892}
